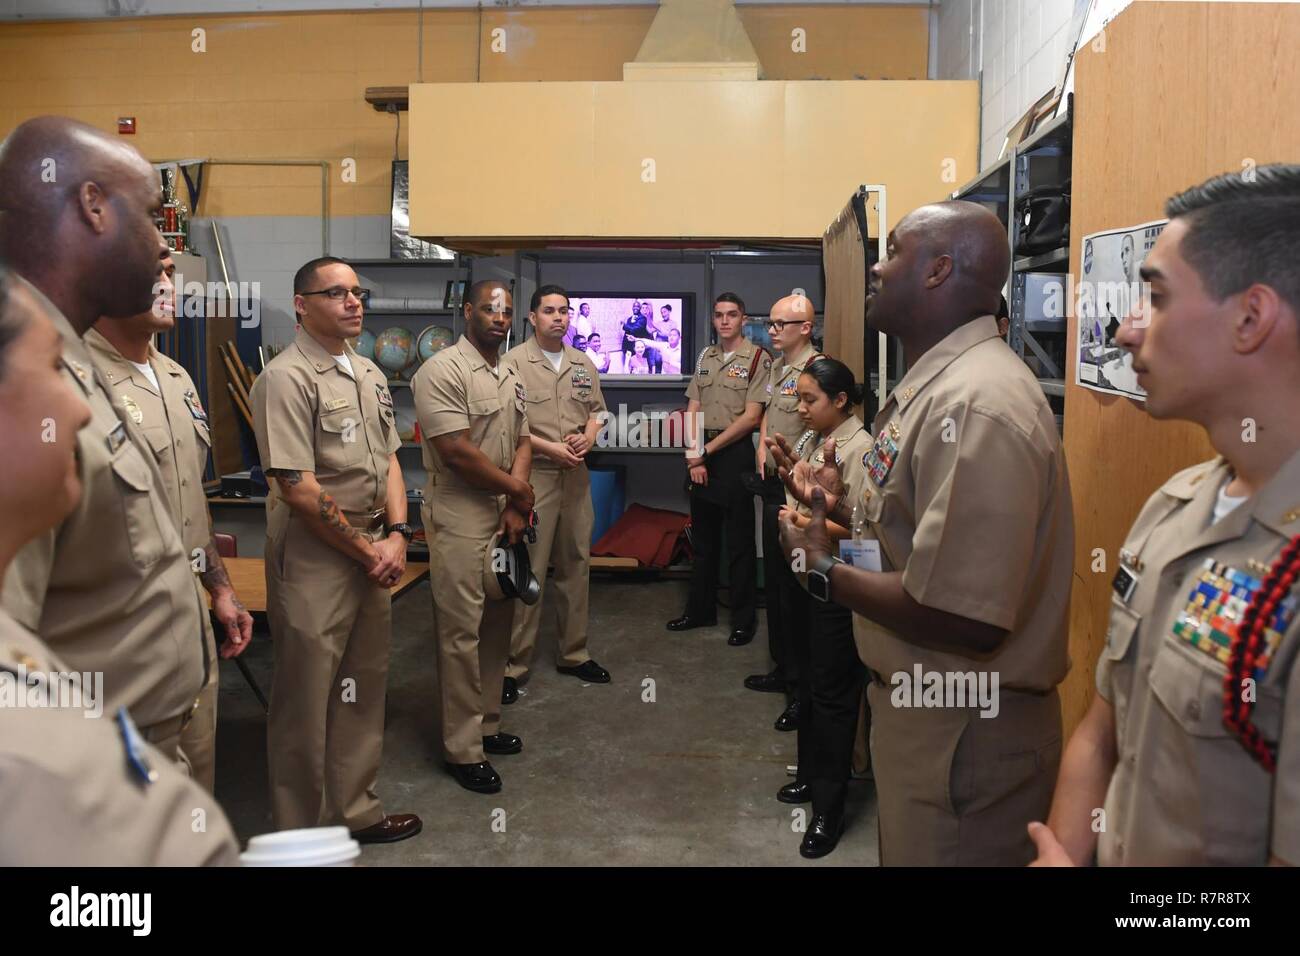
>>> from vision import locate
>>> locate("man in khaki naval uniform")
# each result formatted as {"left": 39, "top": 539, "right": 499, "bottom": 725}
{"left": 0, "top": 261, "right": 238, "bottom": 867}
{"left": 0, "top": 117, "right": 208, "bottom": 764}
{"left": 775, "top": 202, "right": 1074, "bottom": 866}
{"left": 747, "top": 294, "right": 825, "bottom": 716}
{"left": 668, "top": 292, "right": 772, "bottom": 644}
{"left": 86, "top": 255, "right": 254, "bottom": 792}
{"left": 413, "top": 280, "right": 534, "bottom": 794}
{"left": 1033, "top": 167, "right": 1300, "bottom": 867}
{"left": 251, "top": 256, "right": 421, "bottom": 844}
{"left": 501, "top": 284, "right": 611, "bottom": 704}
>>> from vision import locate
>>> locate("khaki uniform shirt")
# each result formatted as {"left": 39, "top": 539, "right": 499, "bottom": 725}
{"left": 503, "top": 337, "right": 606, "bottom": 468}
{"left": 412, "top": 334, "right": 530, "bottom": 492}
{"left": 1, "top": 302, "right": 207, "bottom": 729}
{"left": 763, "top": 342, "right": 825, "bottom": 447}
{"left": 250, "top": 327, "right": 401, "bottom": 516}
{"left": 790, "top": 415, "right": 871, "bottom": 516}
{"left": 849, "top": 316, "right": 1074, "bottom": 692}
{"left": 0, "top": 609, "right": 238, "bottom": 866}
{"left": 86, "top": 329, "right": 216, "bottom": 665}
{"left": 1097, "top": 452, "right": 1300, "bottom": 866}
{"left": 685, "top": 339, "right": 771, "bottom": 432}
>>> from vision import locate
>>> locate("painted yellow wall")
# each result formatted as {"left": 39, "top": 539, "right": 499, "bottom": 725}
{"left": 0, "top": 5, "right": 932, "bottom": 220}
{"left": 409, "top": 79, "right": 978, "bottom": 241}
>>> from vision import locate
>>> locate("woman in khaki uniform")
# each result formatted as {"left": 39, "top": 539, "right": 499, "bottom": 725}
{"left": 413, "top": 280, "right": 533, "bottom": 795}
{"left": 0, "top": 265, "right": 238, "bottom": 866}
{"left": 775, "top": 358, "right": 872, "bottom": 859}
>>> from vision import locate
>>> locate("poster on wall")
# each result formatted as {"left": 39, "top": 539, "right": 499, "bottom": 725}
{"left": 1074, "top": 218, "right": 1166, "bottom": 401}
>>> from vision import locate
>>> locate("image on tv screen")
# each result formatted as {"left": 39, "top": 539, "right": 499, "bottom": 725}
{"left": 557, "top": 295, "right": 690, "bottom": 378}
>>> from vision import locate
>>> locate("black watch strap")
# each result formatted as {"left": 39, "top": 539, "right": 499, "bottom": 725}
{"left": 386, "top": 522, "right": 414, "bottom": 541}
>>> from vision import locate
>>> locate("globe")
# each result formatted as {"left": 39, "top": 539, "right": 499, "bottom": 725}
{"left": 374, "top": 326, "right": 416, "bottom": 378}
{"left": 352, "top": 328, "right": 376, "bottom": 362}
{"left": 417, "top": 325, "right": 454, "bottom": 363}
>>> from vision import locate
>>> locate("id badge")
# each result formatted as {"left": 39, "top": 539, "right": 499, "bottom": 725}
{"left": 839, "top": 538, "right": 882, "bottom": 571}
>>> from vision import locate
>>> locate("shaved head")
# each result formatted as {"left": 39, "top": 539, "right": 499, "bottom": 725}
{"left": 0, "top": 115, "right": 167, "bottom": 333}
{"left": 769, "top": 292, "right": 816, "bottom": 354}
{"left": 867, "top": 200, "right": 1010, "bottom": 346}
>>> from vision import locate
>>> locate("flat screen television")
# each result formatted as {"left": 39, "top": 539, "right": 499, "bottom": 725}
{"left": 527, "top": 293, "right": 694, "bottom": 381}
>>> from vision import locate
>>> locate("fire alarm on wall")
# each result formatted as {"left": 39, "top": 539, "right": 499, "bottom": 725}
{"left": 117, "top": 117, "right": 136, "bottom": 135}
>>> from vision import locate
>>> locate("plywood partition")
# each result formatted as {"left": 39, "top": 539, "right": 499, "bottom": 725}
{"left": 1059, "top": 1, "right": 1300, "bottom": 740}
{"left": 408, "top": 79, "right": 977, "bottom": 241}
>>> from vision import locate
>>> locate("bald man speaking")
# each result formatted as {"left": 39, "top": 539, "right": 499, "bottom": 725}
{"left": 0, "top": 116, "right": 209, "bottom": 764}
{"left": 773, "top": 201, "right": 1075, "bottom": 865}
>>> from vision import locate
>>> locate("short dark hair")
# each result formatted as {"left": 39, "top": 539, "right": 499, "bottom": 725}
{"left": 803, "top": 357, "right": 865, "bottom": 409}
{"left": 715, "top": 292, "right": 746, "bottom": 316}
{"left": 530, "top": 283, "right": 569, "bottom": 313}
{"left": 1165, "top": 164, "right": 1300, "bottom": 312}
{"left": 466, "top": 279, "right": 511, "bottom": 308}
{"left": 661, "top": 304, "right": 672, "bottom": 312}
{"left": 293, "top": 256, "right": 350, "bottom": 295}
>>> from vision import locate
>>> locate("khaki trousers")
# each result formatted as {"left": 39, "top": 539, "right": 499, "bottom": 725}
{"left": 506, "top": 464, "right": 593, "bottom": 682}
{"left": 422, "top": 490, "right": 515, "bottom": 765}
{"left": 867, "top": 681, "right": 1061, "bottom": 866}
{"left": 179, "top": 659, "right": 219, "bottom": 793}
{"left": 265, "top": 509, "right": 391, "bottom": 832}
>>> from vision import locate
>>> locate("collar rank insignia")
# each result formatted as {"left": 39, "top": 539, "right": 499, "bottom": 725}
{"left": 1171, "top": 557, "right": 1297, "bottom": 678}
{"left": 68, "top": 360, "right": 88, "bottom": 383}
{"left": 375, "top": 383, "right": 394, "bottom": 408}
{"left": 864, "top": 421, "right": 901, "bottom": 487}
{"left": 122, "top": 395, "right": 143, "bottom": 425}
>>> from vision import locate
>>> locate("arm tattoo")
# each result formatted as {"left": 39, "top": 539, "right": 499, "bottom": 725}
{"left": 199, "top": 539, "right": 233, "bottom": 594}
{"left": 266, "top": 468, "right": 303, "bottom": 487}
{"left": 318, "top": 491, "right": 360, "bottom": 541}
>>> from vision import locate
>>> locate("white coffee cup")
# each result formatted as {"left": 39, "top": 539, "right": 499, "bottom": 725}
{"left": 240, "top": 826, "right": 361, "bottom": 867}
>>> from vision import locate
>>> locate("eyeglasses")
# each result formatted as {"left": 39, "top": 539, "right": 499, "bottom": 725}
{"left": 766, "top": 319, "right": 807, "bottom": 330}
{"left": 301, "top": 286, "right": 371, "bottom": 305}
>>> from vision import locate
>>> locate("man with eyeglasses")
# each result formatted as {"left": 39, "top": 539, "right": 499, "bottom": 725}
{"left": 249, "top": 256, "right": 422, "bottom": 844}
{"left": 747, "top": 295, "right": 825, "bottom": 733}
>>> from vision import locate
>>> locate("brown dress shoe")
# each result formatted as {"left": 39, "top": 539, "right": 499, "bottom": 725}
{"left": 350, "top": 813, "right": 423, "bottom": 845}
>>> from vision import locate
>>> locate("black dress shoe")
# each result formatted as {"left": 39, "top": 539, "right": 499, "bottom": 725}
{"left": 744, "top": 670, "right": 787, "bottom": 693}
{"left": 727, "top": 623, "right": 756, "bottom": 646}
{"left": 666, "top": 614, "right": 716, "bottom": 632}
{"left": 501, "top": 676, "right": 518, "bottom": 705}
{"left": 350, "top": 813, "right": 423, "bottom": 845}
{"left": 557, "top": 660, "right": 611, "bottom": 683}
{"left": 447, "top": 761, "right": 502, "bottom": 794}
{"left": 482, "top": 732, "right": 522, "bottom": 755}
{"left": 774, "top": 699, "right": 802, "bottom": 732}
{"left": 799, "top": 813, "right": 845, "bottom": 859}
{"left": 777, "top": 781, "right": 811, "bottom": 804}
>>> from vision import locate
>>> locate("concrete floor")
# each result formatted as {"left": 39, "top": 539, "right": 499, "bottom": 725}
{"left": 215, "top": 577, "right": 879, "bottom": 866}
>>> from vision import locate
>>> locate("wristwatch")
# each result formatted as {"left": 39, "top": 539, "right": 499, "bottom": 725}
{"left": 807, "top": 553, "right": 843, "bottom": 603}
{"left": 386, "top": 522, "right": 414, "bottom": 542}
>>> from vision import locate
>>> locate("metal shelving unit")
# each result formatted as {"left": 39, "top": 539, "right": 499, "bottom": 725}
{"left": 953, "top": 98, "right": 1073, "bottom": 415}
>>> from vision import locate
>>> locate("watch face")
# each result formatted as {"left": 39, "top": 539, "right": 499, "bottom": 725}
{"left": 807, "top": 570, "right": 829, "bottom": 602}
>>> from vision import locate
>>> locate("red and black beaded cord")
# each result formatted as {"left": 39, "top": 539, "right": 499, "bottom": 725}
{"left": 1222, "top": 534, "right": 1300, "bottom": 772}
